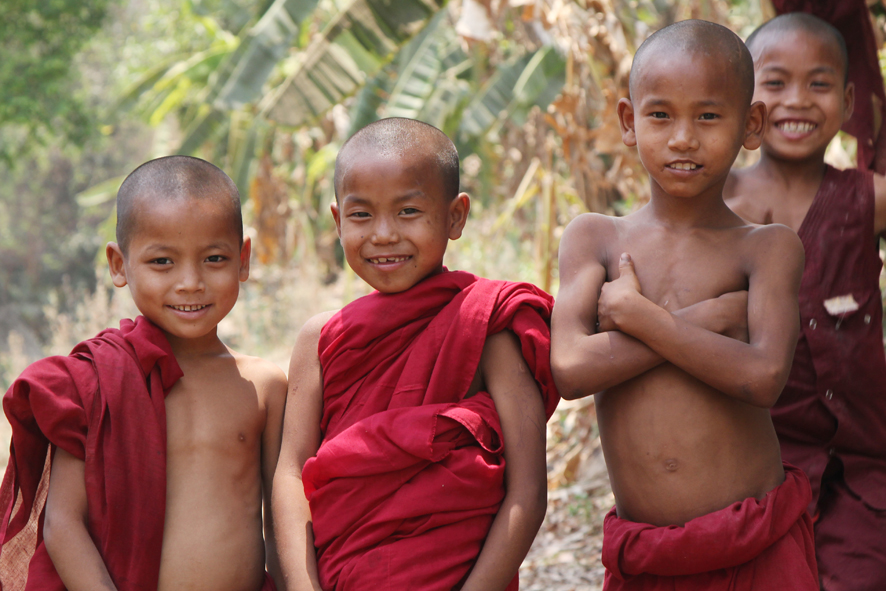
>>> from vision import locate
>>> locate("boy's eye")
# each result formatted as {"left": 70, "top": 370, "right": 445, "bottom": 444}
{"left": 400, "top": 207, "right": 420, "bottom": 215}
{"left": 811, "top": 80, "right": 831, "bottom": 89}
{"left": 349, "top": 211, "right": 371, "bottom": 219}
{"left": 699, "top": 113, "right": 719, "bottom": 121}
{"left": 650, "top": 112, "right": 668, "bottom": 119}
{"left": 761, "top": 79, "right": 783, "bottom": 89}
{"left": 206, "top": 255, "right": 226, "bottom": 263}
{"left": 149, "top": 257, "right": 172, "bottom": 265}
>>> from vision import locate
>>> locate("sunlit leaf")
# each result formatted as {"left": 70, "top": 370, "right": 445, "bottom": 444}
{"left": 265, "top": 0, "right": 446, "bottom": 127}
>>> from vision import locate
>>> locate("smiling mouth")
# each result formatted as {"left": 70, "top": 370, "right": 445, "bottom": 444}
{"left": 776, "top": 120, "right": 817, "bottom": 134}
{"left": 367, "top": 256, "right": 411, "bottom": 264}
{"left": 667, "top": 162, "right": 700, "bottom": 171}
{"left": 169, "top": 304, "right": 210, "bottom": 312}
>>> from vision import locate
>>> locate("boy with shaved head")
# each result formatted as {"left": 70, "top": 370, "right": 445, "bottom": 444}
{"left": 0, "top": 156, "right": 285, "bottom": 591}
{"left": 552, "top": 20, "right": 818, "bottom": 590}
{"left": 725, "top": 12, "right": 886, "bottom": 591}
{"left": 273, "top": 118, "right": 558, "bottom": 591}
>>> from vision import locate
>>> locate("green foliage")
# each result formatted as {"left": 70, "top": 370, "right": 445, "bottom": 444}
{"left": 0, "top": 1, "right": 111, "bottom": 160}
{"left": 265, "top": 0, "right": 447, "bottom": 127}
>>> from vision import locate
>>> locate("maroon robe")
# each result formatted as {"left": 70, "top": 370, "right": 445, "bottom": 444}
{"left": 303, "top": 270, "right": 559, "bottom": 590}
{"left": 602, "top": 464, "right": 818, "bottom": 591}
{"left": 0, "top": 317, "right": 181, "bottom": 591}
{"left": 771, "top": 165, "right": 886, "bottom": 590}
{"left": 0, "top": 318, "right": 280, "bottom": 591}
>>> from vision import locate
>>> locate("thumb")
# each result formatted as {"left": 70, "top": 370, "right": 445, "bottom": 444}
{"left": 618, "top": 252, "right": 635, "bottom": 277}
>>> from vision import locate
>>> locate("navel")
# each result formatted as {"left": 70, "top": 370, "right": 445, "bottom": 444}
{"left": 238, "top": 432, "right": 246, "bottom": 443}
{"left": 664, "top": 459, "right": 679, "bottom": 472}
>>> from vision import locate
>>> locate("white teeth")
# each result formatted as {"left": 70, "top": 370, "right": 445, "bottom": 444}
{"left": 171, "top": 304, "right": 208, "bottom": 312}
{"left": 668, "top": 162, "right": 698, "bottom": 170}
{"left": 369, "top": 256, "right": 409, "bottom": 264}
{"left": 778, "top": 121, "right": 816, "bottom": 133}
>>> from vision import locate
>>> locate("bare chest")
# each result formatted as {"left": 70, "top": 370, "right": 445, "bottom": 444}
{"left": 164, "top": 366, "right": 265, "bottom": 456}
{"left": 608, "top": 228, "right": 749, "bottom": 311}
{"left": 732, "top": 177, "right": 815, "bottom": 233}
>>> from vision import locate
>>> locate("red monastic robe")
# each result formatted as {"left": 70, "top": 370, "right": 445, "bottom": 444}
{"left": 0, "top": 317, "right": 181, "bottom": 591}
{"left": 303, "top": 270, "right": 559, "bottom": 591}
{"left": 0, "top": 318, "right": 279, "bottom": 591}
{"left": 602, "top": 463, "right": 819, "bottom": 591}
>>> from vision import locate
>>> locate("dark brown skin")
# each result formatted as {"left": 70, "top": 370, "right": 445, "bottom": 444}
{"left": 43, "top": 196, "right": 287, "bottom": 591}
{"left": 725, "top": 27, "right": 886, "bottom": 235}
{"left": 551, "top": 46, "right": 805, "bottom": 527}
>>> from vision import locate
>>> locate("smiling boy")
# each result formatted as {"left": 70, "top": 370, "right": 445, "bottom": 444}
{"left": 724, "top": 13, "right": 886, "bottom": 590}
{"left": 272, "top": 118, "right": 558, "bottom": 591}
{"left": 0, "top": 156, "right": 285, "bottom": 591}
{"left": 551, "top": 20, "right": 817, "bottom": 590}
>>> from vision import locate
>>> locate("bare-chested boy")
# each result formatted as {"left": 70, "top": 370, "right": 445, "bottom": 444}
{"left": 273, "top": 118, "right": 558, "bottom": 591}
{"left": 0, "top": 156, "right": 285, "bottom": 591}
{"left": 725, "top": 13, "right": 886, "bottom": 591}
{"left": 552, "top": 20, "right": 818, "bottom": 590}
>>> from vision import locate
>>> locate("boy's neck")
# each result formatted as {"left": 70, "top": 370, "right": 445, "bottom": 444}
{"left": 754, "top": 151, "right": 828, "bottom": 188}
{"left": 647, "top": 182, "right": 734, "bottom": 229}
{"left": 163, "top": 328, "right": 228, "bottom": 360}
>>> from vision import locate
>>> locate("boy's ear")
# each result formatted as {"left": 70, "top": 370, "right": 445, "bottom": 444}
{"left": 106, "top": 243, "right": 129, "bottom": 288}
{"left": 617, "top": 98, "right": 637, "bottom": 147}
{"left": 448, "top": 193, "right": 471, "bottom": 240}
{"left": 843, "top": 81, "right": 855, "bottom": 123}
{"left": 239, "top": 236, "right": 251, "bottom": 282}
{"left": 330, "top": 202, "right": 342, "bottom": 238}
{"left": 743, "top": 100, "right": 768, "bottom": 150}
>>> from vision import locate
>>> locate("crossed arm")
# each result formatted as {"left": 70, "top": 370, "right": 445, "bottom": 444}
{"left": 551, "top": 214, "right": 804, "bottom": 407}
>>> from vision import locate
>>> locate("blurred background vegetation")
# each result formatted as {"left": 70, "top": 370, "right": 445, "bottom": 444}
{"left": 0, "top": 0, "right": 767, "bottom": 390}
{"left": 0, "top": 0, "right": 884, "bottom": 391}
{"left": 2, "top": 2, "right": 885, "bottom": 585}
{"left": 0, "top": 0, "right": 770, "bottom": 386}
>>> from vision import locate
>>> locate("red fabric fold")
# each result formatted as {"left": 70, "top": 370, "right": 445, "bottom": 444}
{"left": 304, "top": 270, "right": 558, "bottom": 591}
{"left": 601, "top": 463, "right": 818, "bottom": 590}
{"left": 771, "top": 0, "right": 886, "bottom": 172}
{"left": 0, "top": 317, "right": 182, "bottom": 591}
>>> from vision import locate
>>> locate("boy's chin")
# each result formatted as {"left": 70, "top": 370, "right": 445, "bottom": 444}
{"left": 354, "top": 267, "right": 441, "bottom": 295}
{"left": 762, "top": 140, "right": 827, "bottom": 163}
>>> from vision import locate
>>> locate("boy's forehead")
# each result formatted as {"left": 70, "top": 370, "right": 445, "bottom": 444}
{"left": 751, "top": 27, "right": 844, "bottom": 74}
{"left": 341, "top": 150, "right": 440, "bottom": 194}
{"left": 129, "top": 192, "right": 241, "bottom": 242}
{"left": 634, "top": 48, "right": 741, "bottom": 104}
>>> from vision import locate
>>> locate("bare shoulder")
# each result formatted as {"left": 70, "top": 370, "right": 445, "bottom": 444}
{"left": 291, "top": 311, "right": 338, "bottom": 361}
{"left": 742, "top": 222, "right": 804, "bottom": 271}
{"left": 725, "top": 167, "right": 773, "bottom": 224}
{"left": 559, "top": 212, "right": 619, "bottom": 269}
{"left": 561, "top": 212, "right": 618, "bottom": 249}
{"left": 298, "top": 310, "right": 338, "bottom": 343}
{"left": 230, "top": 350, "right": 288, "bottom": 402}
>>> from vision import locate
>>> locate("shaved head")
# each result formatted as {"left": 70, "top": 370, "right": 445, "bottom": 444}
{"left": 334, "top": 118, "right": 460, "bottom": 201}
{"left": 631, "top": 19, "right": 755, "bottom": 107}
{"left": 746, "top": 13, "right": 848, "bottom": 84}
{"left": 116, "top": 155, "right": 241, "bottom": 253}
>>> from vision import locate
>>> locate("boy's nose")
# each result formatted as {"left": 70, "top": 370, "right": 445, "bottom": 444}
{"left": 668, "top": 123, "right": 699, "bottom": 152}
{"left": 175, "top": 265, "right": 206, "bottom": 293}
{"left": 783, "top": 83, "right": 812, "bottom": 108}
{"left": 371, "top": 219, "right": 400, "bottom": 245}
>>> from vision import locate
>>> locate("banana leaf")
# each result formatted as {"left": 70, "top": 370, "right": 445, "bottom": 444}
{"left": 458, "top": 45, "right": 566, "bottom": 142}
{"left": 265, "top": 0, "right": 446, "bottom": 127}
